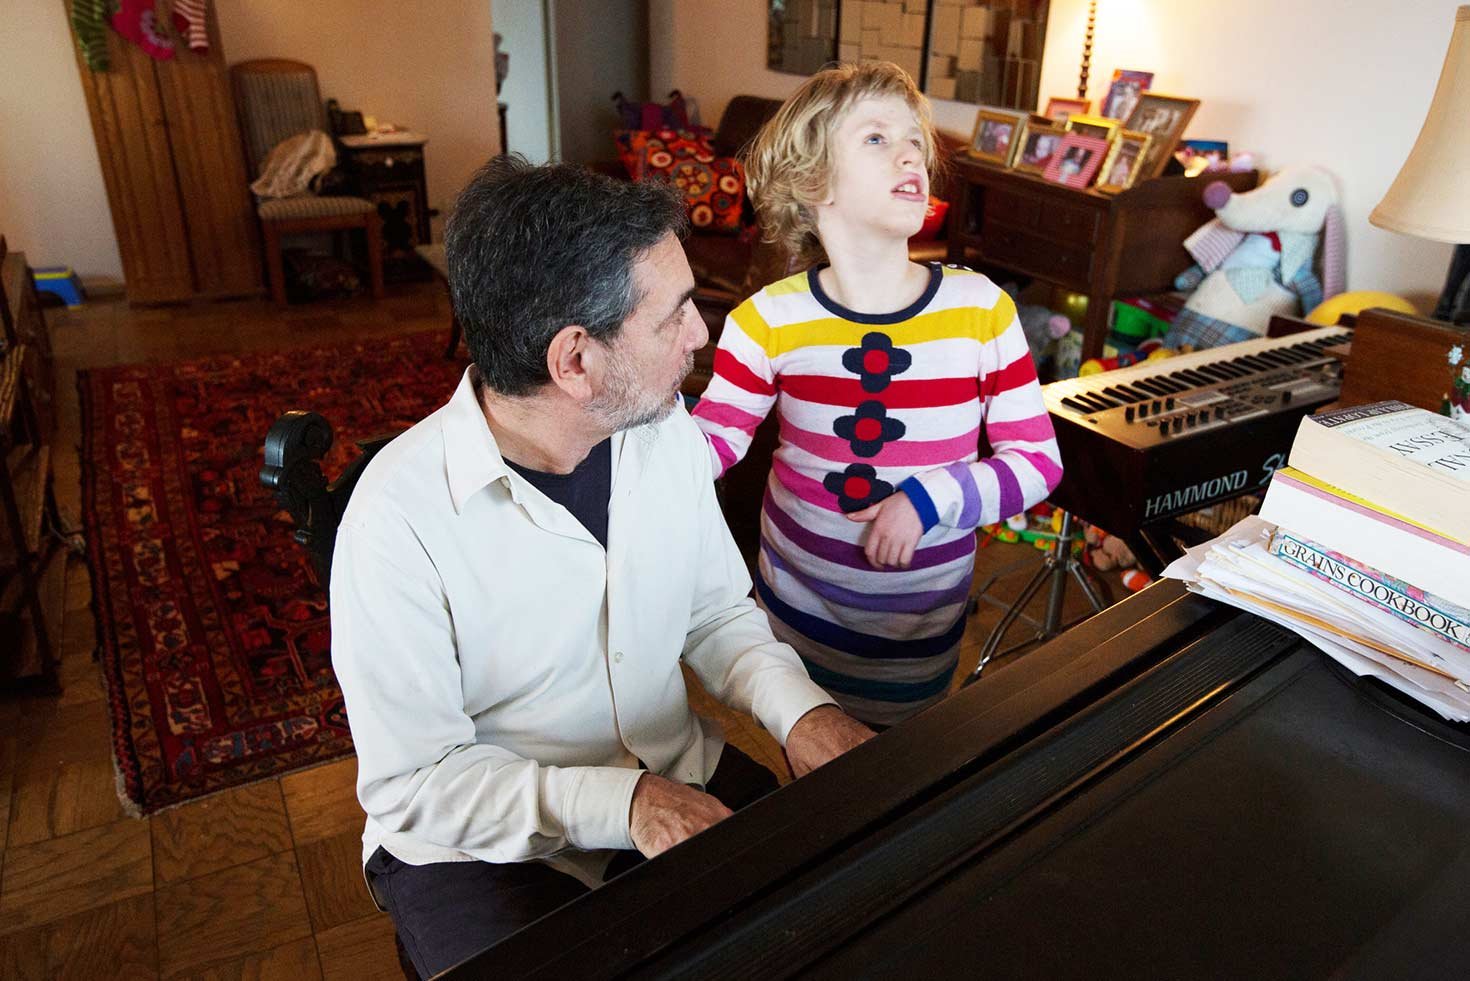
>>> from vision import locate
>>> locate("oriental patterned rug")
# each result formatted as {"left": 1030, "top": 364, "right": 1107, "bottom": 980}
{"left": 80, "top": 331, "right": 462, "bottom": 813}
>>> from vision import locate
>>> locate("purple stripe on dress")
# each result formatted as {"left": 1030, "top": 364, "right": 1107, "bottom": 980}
{"left": 943, "top": 461, "right": 981, "bottom": 528}
{"left": 762, "top": 542, "right": 973, "bottom": 614}
{"left": 980, "top": 458, "right": 1024, "bottom": 521}
{"left": 763, "top": 496, "right": 976, "bottom": 572}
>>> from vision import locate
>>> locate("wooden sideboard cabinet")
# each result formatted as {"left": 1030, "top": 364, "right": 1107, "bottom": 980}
{"left": 944, "top": 159, "right": 1258, "bottom": 361}
{"left": 338, "top": 134, "right": 431, "bottom": 268}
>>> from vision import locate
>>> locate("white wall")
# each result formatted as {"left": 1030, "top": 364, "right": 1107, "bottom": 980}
{"left": 0, "top": 1, "right": 499, "bottom": 292}
{"left": 553, "top": 0, "right": 647, "bottom": 163}
{"left": 217, "top": 0, "right": 500, "bottom": 242}
{"left": 492, "top": 0, "right": 554, "bottom": 162}
{"left": 0, "top": 2, "right": 124, "bottom": 281}
{"left": 651, "top": 0, "right": 1464, "bottom": 309}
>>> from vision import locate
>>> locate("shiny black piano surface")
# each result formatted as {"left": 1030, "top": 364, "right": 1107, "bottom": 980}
{"left": 446, "top": 581, "right": 1470, "bottom": 980}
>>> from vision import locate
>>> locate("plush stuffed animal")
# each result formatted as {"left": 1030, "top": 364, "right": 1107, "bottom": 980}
{"left": 1082, "top": 524, "right": 1137, "bottom": 572}
{"left": 1001, "top": 283, "right": 1073, "bottom": 369}
{"left": 1163, "top": 166, "right": 1346, "bottom": 350}
{"left": 1053, "top": 330, "right": 1084, "bottom": 379}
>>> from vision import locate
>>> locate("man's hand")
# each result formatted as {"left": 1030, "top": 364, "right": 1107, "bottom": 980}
{"left": 628, "top": 772, "right": 733, "bottom": 858}
{"left": 846, "top": 492, "right": 924, "bottom": 569}
{"left": 785, "top": 705, "right": 875, "bottom": 778}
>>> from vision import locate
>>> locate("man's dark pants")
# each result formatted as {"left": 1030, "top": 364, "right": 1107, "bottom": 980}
{"left": 366, "top": 746, "right": 779, "bottom": 978}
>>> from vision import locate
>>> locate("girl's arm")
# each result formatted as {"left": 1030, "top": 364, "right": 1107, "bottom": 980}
{"left": 689, "top": 299, "right": 779, "bottom": 479}
{"left": 898, "top": 294, "right": 1063, "bottom": 531}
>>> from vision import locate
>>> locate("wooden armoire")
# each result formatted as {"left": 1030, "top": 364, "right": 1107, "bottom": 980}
{"left": 66, "top": 0, "right": 261, "bottom": 303}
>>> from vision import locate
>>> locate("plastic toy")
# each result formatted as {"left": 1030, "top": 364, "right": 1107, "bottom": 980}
{"left": 1121, "top": 569, "right": 1151, "bottom": 592}
{"left": 32, "top": 266, "right": 85, "bottom": 309}
{"left": 1305, "top": 290, "right": 1416, "bottom": 325}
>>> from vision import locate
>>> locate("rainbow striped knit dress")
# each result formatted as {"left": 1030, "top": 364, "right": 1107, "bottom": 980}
{"left": 691, "top": 263, "right": 1063, "bottom": 725}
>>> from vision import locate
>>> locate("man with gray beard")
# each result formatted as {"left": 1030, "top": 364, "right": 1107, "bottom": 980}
{"left": 329, "top": 157, "right": 872, "bottom": 977}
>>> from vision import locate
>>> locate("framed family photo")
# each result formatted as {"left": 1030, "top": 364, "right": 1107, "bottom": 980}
{"left": 1096, "top": 130, "right": 1152, "bottom": 193}
{"left": 1124, "top": 93, "right": 1200, "bottom": 179}
{"left": 969, "top": 106, "right": 1028, "bottom": 166}
{"left": 1043, "top": 133, "right": 1110, "bottom": 189}
{"left": 1065, "top": 113, "right": 1119, "bottom": 142}
{"left": 1043, "top": 96, "right": 1090, "bottom": 123}
{"left": 1101, "top": 69, "right": 1154, "bottom": 120}
{"left": 1175, "top": 139, "right": 1230, "bottom": 177}
{"left": 1013, "top": 116, "right": 1068, "bottom": 175}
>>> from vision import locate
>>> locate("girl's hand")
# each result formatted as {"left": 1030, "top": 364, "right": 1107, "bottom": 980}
{"left": 846, "top": 492, "right": 924, "bottom": 569}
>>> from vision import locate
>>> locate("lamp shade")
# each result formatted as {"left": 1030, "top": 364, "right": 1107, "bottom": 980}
{"left": 1370, "top": 6, "right": 1470, "bottom": 242}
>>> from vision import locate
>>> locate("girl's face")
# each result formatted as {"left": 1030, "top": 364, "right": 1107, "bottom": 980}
{"left": 816, "top": 95, "right": 929, "bottom": 247}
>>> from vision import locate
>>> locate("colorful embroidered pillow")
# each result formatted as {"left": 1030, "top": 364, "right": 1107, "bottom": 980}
{"left": 613, "top": 127, "right": 714, "bottom": 179}
{"left": 633, "top": 130, "right": 745, "bottom": 233}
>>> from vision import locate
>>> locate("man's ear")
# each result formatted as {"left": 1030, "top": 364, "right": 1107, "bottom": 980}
{"left": 546, "top": 324, "right": 596, "bottom": 401}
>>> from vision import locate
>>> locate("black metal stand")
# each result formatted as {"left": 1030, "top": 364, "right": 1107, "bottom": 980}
{"left": 964, "top": 511, "right": 1112, "bottom": 685}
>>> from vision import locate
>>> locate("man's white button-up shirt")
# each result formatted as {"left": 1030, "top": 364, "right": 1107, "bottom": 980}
{"left": 331, "top": 368, "right": 834, "bottom": 884}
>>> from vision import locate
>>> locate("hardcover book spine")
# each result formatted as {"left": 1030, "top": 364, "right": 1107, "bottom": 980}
{"left": 1268, "top": 530, "right": 1470, "bottom": 655}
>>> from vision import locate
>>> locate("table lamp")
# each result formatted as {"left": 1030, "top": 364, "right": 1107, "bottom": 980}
{"left": 1077, "top": 1, "right": 1098, "bottom": 99}
{"left": 1369, "top": 5, "right": 1470, "bottom": 322}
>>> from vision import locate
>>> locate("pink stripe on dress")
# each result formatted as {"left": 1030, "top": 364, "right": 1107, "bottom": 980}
{"left": 772, "top": 456, "right": 843, "bottom": 513}
{"left": 691, "top": 398, "right": 767, "bottom": 434}
{"left": 782, "top": 422, "right": 981, "bottom": 468}
{"left": 985, "top": 413, "right": 1056, "bottom": 445}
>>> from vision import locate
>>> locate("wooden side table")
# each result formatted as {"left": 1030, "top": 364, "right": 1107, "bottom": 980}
{"left": 944, "top": 160, "right": 1258, "bottom": 361}
{"left": 339, "top": 133, "right": 431, "bottom": 269}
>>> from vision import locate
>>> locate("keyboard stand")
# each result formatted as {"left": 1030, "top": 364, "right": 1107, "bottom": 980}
{"left": 964, "top": 511, "right": 1112, "bottom": 685}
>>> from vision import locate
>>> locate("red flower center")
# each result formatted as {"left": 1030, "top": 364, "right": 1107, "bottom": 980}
{"left": 863, "top": 350, "right": 889, "bottom": 374}
{"left": 854, "top": 418, "right": 882, "bottom": 441}
{"left": 843, "top": 476, "right": 871, "bottom": 499}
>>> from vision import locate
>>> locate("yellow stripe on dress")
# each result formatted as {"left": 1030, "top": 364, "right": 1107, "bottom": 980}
{"left": 753, "top": 305, "right": 1007, "bottom": 358}
{"left": 762, "top": 271, "right": 813, "bottom": 297}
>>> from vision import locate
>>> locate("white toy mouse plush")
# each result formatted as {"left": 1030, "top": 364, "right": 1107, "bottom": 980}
{"left": 1164, "top": 166, "right": 1346, "bottom": 349}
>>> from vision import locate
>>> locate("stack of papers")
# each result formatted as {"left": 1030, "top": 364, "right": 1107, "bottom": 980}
{"left": 1164, "top": 515, "right": 1470, "bottom": 721}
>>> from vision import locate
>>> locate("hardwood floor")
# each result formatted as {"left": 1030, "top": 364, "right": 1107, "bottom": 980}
{"left": 0, "top": 281, "right": 1126, "bottom": 977}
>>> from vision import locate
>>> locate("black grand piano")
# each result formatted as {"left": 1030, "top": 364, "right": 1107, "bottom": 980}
{"left": 445, "top": 582, "right": 1470, "bottom": 979}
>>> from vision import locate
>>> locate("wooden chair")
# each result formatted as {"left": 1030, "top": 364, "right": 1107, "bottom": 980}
{"left": 230, "top": 59, "right": 385, "bottom": 305}
{"left": 0, "top": 240, "right": 66, "bottom": 692}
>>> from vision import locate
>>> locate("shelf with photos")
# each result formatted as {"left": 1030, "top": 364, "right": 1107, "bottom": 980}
{"left": 964, "top": 74, "right": 1202, "bottom": 196}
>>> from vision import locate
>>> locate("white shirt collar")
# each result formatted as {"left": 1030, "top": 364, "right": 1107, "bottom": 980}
{"left": 442, "top": 366, "right": 510, "bottom": 515}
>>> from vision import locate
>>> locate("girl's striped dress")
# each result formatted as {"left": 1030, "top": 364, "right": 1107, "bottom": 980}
{"left": 691, "top": 263, "right": 1063, "bottom": 725}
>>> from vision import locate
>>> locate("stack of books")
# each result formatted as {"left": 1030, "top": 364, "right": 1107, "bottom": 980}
{"left": 1164, "top": 400, "right": 1470, "bottom": 720}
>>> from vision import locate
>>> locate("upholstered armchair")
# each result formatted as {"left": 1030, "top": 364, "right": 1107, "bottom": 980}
{"left": 230, "top": 59, "right": 384, "bottom": 304}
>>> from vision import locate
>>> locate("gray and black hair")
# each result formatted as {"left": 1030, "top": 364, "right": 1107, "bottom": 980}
{"left": 444, "top": 155, "right": 688, "bottom": 397}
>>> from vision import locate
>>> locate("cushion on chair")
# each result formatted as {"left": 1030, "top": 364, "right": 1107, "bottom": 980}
{"left": 258, "top": 195, "right": 376, "bottom": 221}
{"left": 632, "top": 130, "right": 744, "bottom": 234}
{"left": 234, "top": 68, "right": 330, "bottom": 177}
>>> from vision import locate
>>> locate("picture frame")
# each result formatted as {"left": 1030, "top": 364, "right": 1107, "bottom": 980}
{"left": 1096, "top": 130, "right": 1153, "bottom": 193}
{"left": 1175, "top": 139, "right": 1230, "bottom": 178}
{"left": 1123, "top": 93, "right": 1201, "bottom": 179}
{"left": 1100, "top": 69, "right": 1154, "bottom": 120}
{"left": 1065, "top": 113, "right": 1120, "bottom": 142}
{"left": 1013, "top": 116, "right": 1069, "bottom": 175}
{"left": 968, "top": 106, "right": 1028, "bottom": 166}
{"left": 1043, "top": 133, "right": 1111, "bottom": 189}
{"left": 1043, "top": 96, "right": 1090, "bottom": 123}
